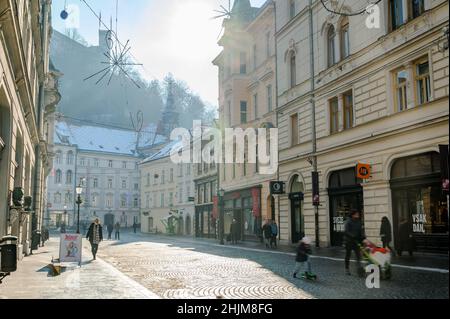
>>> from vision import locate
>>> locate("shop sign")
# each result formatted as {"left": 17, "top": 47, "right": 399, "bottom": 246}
{"left": 59, "top": 233, "right": 82, "bottom": 265}
{"left": 356, "top": 163, "right": 371, "bottom": 179}
{"left": 270, "top": 181, "right": 286, "bottom": 195}
{"left": 333, "top": 217, "right": 345, "bottom": 232}
{"left": 412, "top": 201, "right": 426, "bottom": 233}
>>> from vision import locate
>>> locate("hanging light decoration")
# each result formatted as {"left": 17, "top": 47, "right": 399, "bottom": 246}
{"left": 60, "top": 0, "right": 69, "bottom": 20}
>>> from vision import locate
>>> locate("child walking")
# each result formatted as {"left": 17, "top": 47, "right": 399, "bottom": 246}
{"left": 293, "top": 237, "right": 316, "bottom": 280}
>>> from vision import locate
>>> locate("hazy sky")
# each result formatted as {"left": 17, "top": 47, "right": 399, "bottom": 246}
{"left": 52, "top": 0, "right": 267, "bottom": 106}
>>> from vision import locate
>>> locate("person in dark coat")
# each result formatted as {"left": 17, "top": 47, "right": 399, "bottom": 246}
{"left": 380, "top": 216, "right": 395, "bottom": 255}
{"left": 293, "top": 237, "right": 313, "bottom": 278}
{"left": 344, "top": 210, "right": 365, "bottom": 276}
{"left": 114, "top": 222, "right": 121, "bottom": 240}
{"left": 262, "top": 220, "right": 272, "bottom": 248}
{"left": 398, "top": 218, "right": 414, "bottom": 257}
{"left": 229, "top": 219, "right": 239, "bottom": 244}
{"left": 86, "top": 218, "right": 103, "bottom": 260}
{"left": 133, "top": 222, "right": 138, "bottom": 234}
{"left": 107, "top": 224, "right": 113, "bottom": 240}
{"left": 270, "top": 220, "right": 278, "bottom": 248}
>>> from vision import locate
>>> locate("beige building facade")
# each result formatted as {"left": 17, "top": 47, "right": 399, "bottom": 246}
{"left": 0, "top": 0, "right": 60, "bottom": 259}
{"left": 213, "top": 0, "right": 278, "bottom": 241}
{"left": 275, "top": 0, "right": 449, "bottom": 252}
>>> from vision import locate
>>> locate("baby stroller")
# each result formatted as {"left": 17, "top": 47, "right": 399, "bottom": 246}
{"left": 360, "top": 240, "right": 392, "bottom": 280}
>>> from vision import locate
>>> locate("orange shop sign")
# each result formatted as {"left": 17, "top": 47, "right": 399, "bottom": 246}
{"left": 356, "top": 163, "right": 371, "bottom": 179}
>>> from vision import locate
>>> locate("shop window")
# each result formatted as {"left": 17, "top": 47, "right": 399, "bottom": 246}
{"left": 391, "top": 152, "right": 441, "bottom": 180}
{"left": 329, "top": 167, "right": 362, "bottom": 188}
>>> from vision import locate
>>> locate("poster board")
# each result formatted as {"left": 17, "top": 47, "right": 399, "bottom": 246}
{"left": 59, "top": 233, "right": 82, "bottom": 265}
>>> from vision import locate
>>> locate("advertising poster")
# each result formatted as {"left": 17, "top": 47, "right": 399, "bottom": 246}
{"left": 59, "top": 233, "right": 82, "bottom": 264}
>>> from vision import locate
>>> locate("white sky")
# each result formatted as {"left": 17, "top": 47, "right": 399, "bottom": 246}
{"left": 52, "top": 0, "right": 268, "bottom": 106}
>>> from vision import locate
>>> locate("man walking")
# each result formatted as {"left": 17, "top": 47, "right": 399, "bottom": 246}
{"left": 114, "top": 222, "right": 121, "bottom": 240}
{"left": 133, "top": 221, "right": 138, "bottom": 234}
{"left": 107, "top": 223, "right": 113, "bottom": 240}
{"left": 262, "top": 220, "right": 272, "bottom": 248}
{"left": 344, "top": 210, "right": 365, "bottom": 276}
{"left": 230, "top": 219, "right": 239, "bottom": 245}
{"left": 270, "top": 220, "right": 278, "bottom": 248}
{"left": 86, "top": 218, "right": 103, "bottom": 260}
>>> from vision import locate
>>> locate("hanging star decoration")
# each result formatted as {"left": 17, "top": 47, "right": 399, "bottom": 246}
{"left": 212, "top": 0, "right": 232, "bottom": 20}
{"left": 81, "top": 0, "right": 143, "bottom": 88}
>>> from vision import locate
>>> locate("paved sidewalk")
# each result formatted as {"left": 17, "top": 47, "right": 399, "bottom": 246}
{"left": 0, "top": 237, "right": 159, "bottom": 299}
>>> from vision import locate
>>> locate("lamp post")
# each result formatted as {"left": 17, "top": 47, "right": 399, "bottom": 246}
{"left": 75, "top": 185, "right": 83, "bottom": 234}
{"left": 218, "top": 188, "right": 225, "bottom": 245}
{"left": 63, "top": 205, "right": 67, "bottom": 228}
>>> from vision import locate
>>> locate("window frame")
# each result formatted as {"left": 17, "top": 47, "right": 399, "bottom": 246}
{"left": 393, "top": 67, "right": 409, "bottom": 112}
{"left": 413, "top": 57, "right": 431, "bottom": 106}
{"left": 343, "top": 90, "right": 354, "bottom": 130}
{"left": 327, "top": 25, "right": 336, "bottom": 68}
{"left": 329, "top": 97, "right": 339, "bottom": 134}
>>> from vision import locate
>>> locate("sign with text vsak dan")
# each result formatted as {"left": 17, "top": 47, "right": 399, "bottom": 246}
{"left": 59, "top": 233, "right": 82, "bottom": 265}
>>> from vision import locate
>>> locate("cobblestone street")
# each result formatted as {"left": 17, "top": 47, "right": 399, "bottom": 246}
{"left": 96, "top": 232, "right": 449, "bottom": 299}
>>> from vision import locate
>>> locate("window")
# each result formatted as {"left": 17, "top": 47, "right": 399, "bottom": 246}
{"left": 107, "top": 178, "right": 113, "bottom": 189}
{"left": 55, "top": 151, "right": 62, "bottom": 165}
{"left": 340, "top": 18, "right": 350, "bottom": 60}
{"left": 146, "top": 173, "right": 150, "bottom": 186}
{"left": 389, "top": 0, "right": 404, "bottom": 31}
{"left": 135, "top": 162, "right": 139, "bottom": 170}
{"left": 394, "top": 68, "right": 408, "bottom": 112}
{"left": 253, "top": 44, "right": 257, "bottom": 70}
{"left": 289, "top": 0, "right": 296, "bottom": 19}
{"left": 108, "top": 160, "right": 113, "bottom": 168}
{"left": 80, "top": 157, "right": 85, "bottom": 167}
{"left": 267, "top": 85, "right": 273, "bottom": 112}
{"left": 186, "top": 164, "right": 191, "bottom": 176}
{"left": 253, "top": 94, "right": 258, "bottom": 119}
{"left": 240, "top": 101, "right": 247, "bottom": 124}
{"left": 290, "top": 53, "right": 296, "bottom": 88}
{"left": 121, "top": 194, "right": 127, "bottom": 208}
{"left": 266, "top": 32, "right": 271, "bottom": 58}
{"left": 290, "top": 113, "right": 299, "bottom": 146}
{"left": 146, "top": 194, "right": 150, "bottom": 208}
{"left": 179, "top": 186, "right": 183, "bottom": 203}
{"left": 55, "top": 169, "right": 62, "bottom": 184}
{"left": 66, "top": 170, "right": 73, "bottom": 184}
{"left": 134, "top": 183, "right": 139, "bottom": 190}
{"left": 198, "top": 185, "right": 203, "bottom": 204}
{"left": 414, "top": 58, "right": 431, "bottom": 105}
{"left": 169, "top": 193, "right": 173, "bottom": 206}
{"left": 240, "top": 52, "right": 247, "bottom": 74}
{"left": 330, "top": 97, "right": 339, "bottom": 134}
{"left": 133, "top": 196, "right": 139, "bottom": 208}
{"left": 122, "top": 161, "right": 127, "bottom": 169}
{"left": 170, "top": 168, "right": 174, "bottom": 182}
{"left": 66, "top": 151, "right": 74, "bottom": 165}
{"left": 93, "top": 178, "right": 98, "bottom": 188}
{"left": 161, "top": 170, "right": 165, "bottom": 184}
{"left": 54, "top": 192, "right": 61, "bottom": 204}
{"left": 160, "top": 193, "right": 165, "bottom": 207}
{"left": 94, "top": 158, "right": 99, "bottom": 167}
{"left": 411, "top": 0, "right": 425, "bottom": 19}
{"left": 327, "top": 25, "right": 336, "bottom": 67}
{"left": 343, "top": 91, "right": 354, "bottom": 130}
{"left": 122, "top": 179, "right": 127, "bottom": 189}
{"left": 106, "top": 194, "right": 113, "bottom": 208}
{"left": 92, "top": 194, "right": 98, "bottom": 207}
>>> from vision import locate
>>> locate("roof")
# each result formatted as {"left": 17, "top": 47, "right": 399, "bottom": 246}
{"left": 140, "top": 139, "right": 184, "bottom": 164}
{"left": 55, "top": 121, "right": 142, "bottom": 156}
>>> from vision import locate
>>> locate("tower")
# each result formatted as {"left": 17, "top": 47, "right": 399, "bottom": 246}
{"left": 158, "top": 77, "right": 179, "bottom": 137}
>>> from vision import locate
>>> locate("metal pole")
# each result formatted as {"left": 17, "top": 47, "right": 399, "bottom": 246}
{"left": 219, "top": 195, "right": 224, "bottom": 245}
{"left": 76, "top": 195, "right": 81, "bottom": 234}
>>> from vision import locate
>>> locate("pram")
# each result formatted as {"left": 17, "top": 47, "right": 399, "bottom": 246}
{"left": 360, "top": 240, "right": 392, "bottom": 280}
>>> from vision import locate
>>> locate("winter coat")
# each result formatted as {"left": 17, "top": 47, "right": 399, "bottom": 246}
{"left": 271, "top": 223, "right": 278, "bottom": 236}
{"left": 263, "top": 224, "right": 272, "bottom": 239}
{"left": 344, "top": 218, "right": 365, "bottom": 245}
{"left": 295, "top": 242, "right": 312, "bottom": 262}
{"left": 86, "top": 223, "right": 103, "bottom": 243}
{"left": 380, "top": 218, "right": 392, "bottom": 243}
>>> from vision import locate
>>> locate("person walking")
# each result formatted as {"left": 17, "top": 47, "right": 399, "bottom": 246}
{"left": 230, "top": 219, "right": 239, "bottom": 244}
{"left": 114, "top": 222, "right": 121, "bottom": 240}
{"left": 262, "top": 220, "right": 272, "bottom": 248}
{"left": 270, "top": 220, "right": 278, "bottom": 248}
{"left": 344, "top": 210, "right": 365, "bottom": 276}
{"left": 133, "top": 221, "right": 138, "bottom": 234}
{"left": 380, "top": 216, "right": 395, "bottom": 255}
{"left": 398, "top": 218, "right": 414, "bottom": 257}
{"left": 107, "top": 224, "right": 113, "bottom": 240}
{"left": 86, "top": 218, "right": 103, "bottom": 260}
{"left": 293, "top": 237, "right": 315, "bottom": 279}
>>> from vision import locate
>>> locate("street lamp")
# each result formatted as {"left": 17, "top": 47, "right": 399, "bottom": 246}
{"left": 63, "top": 205, "right": 67, "bottom": 229}
{"left": 218, "top": 188, "right": 225, "bottom": 245}
{"left": 75, "top": 185, "right": 83, "bottom": 234}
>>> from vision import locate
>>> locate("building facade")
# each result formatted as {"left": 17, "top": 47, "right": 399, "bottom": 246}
{"left": 213, "top": 0, "right": 277, "bottom": 241}
{"left": 1, "top": 0, "right": 60, "bottom": 259}
{"left": 140, "top": 141, "right": 195, "bottom": 235}
{"left": 47, "top": 121, "right": 141, "bottom": 230}
{"left": 274, "top": 0, "right": 449, "bottom": 252}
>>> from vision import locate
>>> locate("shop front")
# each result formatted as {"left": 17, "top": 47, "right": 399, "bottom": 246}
{"left": 195, "top": 204, "right": 216, "bottom": 239}
{"left": 328, "top": 168, "right": 364, "bottom": 247}
{"left": 288, "top": 174, "right": 305, "bottom": 244}
{"left": 224, "top": 187, "right": 262, "bottom": 241}
{"left": 390, "top": 152, "right": 448, "bottom": 254}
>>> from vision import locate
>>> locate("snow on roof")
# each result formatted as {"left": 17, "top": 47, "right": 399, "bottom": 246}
{"left": 138, "top": 124, "right": 167, "bottom": 148}
{"left": 55, "top": 121, "right": 142, "bottom": 156}
{"left": 140, "top": 139, "right": 184, "bottom": 164}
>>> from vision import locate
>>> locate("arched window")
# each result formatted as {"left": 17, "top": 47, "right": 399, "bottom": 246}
{"left": 55, "top": 169, "right": 62, "bottom": 184}
{"left": 66, "top": 151, "right": 74, "bottom": 165}
{"left": 290, "top": 174, "right": 304, "bottom": 193}
{"left": 327, "top": 25, "right": 336, "bottom": 67}
{"left": 290, "top": 53, "right": 296, "bottom": 88}
{"left": 66, "top": 170, "right": 73, "bottom": 184}
{"left": 54, "top": 192, "right": 61, "bottom": 204}
{"left": 340, "top": 18, "right": 350, "bottom": 59}
{"left": 120, "top": 194, "right": 127, "bottom": 208}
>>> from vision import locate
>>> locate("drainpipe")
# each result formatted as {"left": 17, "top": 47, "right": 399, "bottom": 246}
{"left": 309, "top": 0, "right": 319, "bottom": 248}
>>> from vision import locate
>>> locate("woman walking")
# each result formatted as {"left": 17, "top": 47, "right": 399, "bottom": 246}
{"left": 380, "top": 216, "right": 395, "bottom": 255}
